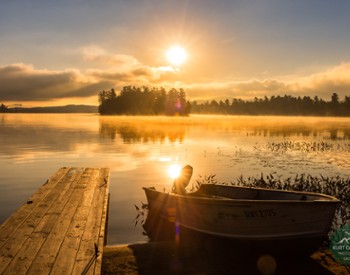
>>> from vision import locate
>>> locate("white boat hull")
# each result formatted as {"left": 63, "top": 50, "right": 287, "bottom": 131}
{"left": 143, "top": 185, "right": 339, "bottom": 241}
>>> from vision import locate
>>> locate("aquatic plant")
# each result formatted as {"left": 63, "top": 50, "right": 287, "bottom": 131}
{"left": 266, "top": 141, "right": 350, "bottom": 153}
{"left": 133, "top": 201, "right": 148, "bottom": 227}
{"left": 188, "top": 174, "right": 218, "bottom": 192}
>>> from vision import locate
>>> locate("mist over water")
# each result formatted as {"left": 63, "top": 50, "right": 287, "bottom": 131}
{"left": 1, "top": 114, "right": 350, "bottom": 244}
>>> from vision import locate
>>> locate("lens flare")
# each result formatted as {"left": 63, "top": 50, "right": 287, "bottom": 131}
{"left": 257, "top": 254, "right": 277, "bottom": 275}
{"left": 167, "top": 164, "right": 181, "bottom": 179}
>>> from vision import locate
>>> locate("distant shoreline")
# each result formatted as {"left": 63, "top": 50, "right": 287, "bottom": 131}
{"left": 3, "top": 110, "right": 350, "bottom": 117}
{"left": 3, "top": 104, "right": 98, "bottom": 113}
{"left": 3, "top": 104, "right": 350, "bottom": 117}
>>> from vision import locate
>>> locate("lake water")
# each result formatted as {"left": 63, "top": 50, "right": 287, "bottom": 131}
{"left": 1, "top": 113, "right": 350, "bottom": 245}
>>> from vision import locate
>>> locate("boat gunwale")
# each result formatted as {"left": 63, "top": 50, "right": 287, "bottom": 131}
{"left": 142, "top": 186, "right": 340, "bottom": 204}
{"left": 178, "top": 223, "right": 329, "bottom": 240}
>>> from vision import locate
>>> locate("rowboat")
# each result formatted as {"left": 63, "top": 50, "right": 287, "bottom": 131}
{"left": 142, "top": 166, "right": 340, "bottom": 254}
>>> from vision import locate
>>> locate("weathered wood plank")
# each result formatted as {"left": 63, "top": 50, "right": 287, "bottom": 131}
{"left": 94, "top": 168, "right": 110, "bottom": 275}
{"left": 0, "top": 167, "right": 110, "bottom": 275}
{"left": 2, "top": 167, "right": 86, "bottom": 275}
{"left": 0, "top": 167, "right": 69, "bottom": 244}
{"left": 2, "top": 236, "right": 46, "bottom": 275}
{"left": 49, "top": 168, "right": 100, "bottom": 274}
{"left": 0, "top": 167, "right": 84, "bottom": 274}
{"left": 72, "top": 168, "right": 110, "bottom": 275}
{"left": 98, "top": 169, "right": 110, "bottom": 243}
{"left": 26, "top": 170, "right": 88, "bottom": 275}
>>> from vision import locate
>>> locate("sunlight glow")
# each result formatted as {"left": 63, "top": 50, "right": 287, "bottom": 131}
{"left": 159, "top": 157, "right": 172, "bottom": 162}
{"left": 166, "top": 46, "right": 188, "bottom": 66}
{"left": 167, "top": 164, "right": 181, "bottom": 179}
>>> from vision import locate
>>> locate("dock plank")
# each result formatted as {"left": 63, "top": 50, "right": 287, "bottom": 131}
{"left": 13, "top": 170, "right": 87, "bottom": 274}
{"left": 72, "top": 168, "right": 110, "bottom": 275}
{"left": 0, "top": 167, "right": 84, "bottom": 274}
{"left": 50, "top": 168, "right": 99, "bottom": 274}
{"left": 0, "top": 167, "right": 70, "bottom": 245}
{"left": 0, "top": 167, "right": 110, "bottom": 275}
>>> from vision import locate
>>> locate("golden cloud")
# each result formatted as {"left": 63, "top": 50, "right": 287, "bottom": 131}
{"left": 0, "top": 48, "right": 180, "bottom": 102}
{"left": 1, "top": 53, "right": 350, "bottom": 104}
{"left": 183, "top": 63, "right": 350, "bottom": 101}
{"left": 0, "top": 63, "right": 112, "bottom": 101}
{"left": 289, "top": 63, "right": 350, "bottom": 96}
{"left": 82, "top": 45, "right": 140, "bottom": 68}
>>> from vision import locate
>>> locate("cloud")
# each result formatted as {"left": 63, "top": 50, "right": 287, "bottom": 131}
{"left": 82, "top": 46, "right": 140, "bottom": 68}
{"left": 0, "top": 50, "right": 178, "bottom": 103}
{"left": 289, "top": 63, "right": 350, "bottom": 97}
{"left": 0, "top": 45, "right": 187, "bottom": 103}
{"left": 0, "top": 63, "right": 110, "bottom": 101}
{"left": 1, "top": 48, "right": 350, "bottom": 105}
{"left": 184, "top": 63, "right": 350, "bottom": 101}
{"left": 86, "top": 67, "right": 154, "bottom": 83}
{"left": 83, "top": 46, "right": 179, "bottom": 84}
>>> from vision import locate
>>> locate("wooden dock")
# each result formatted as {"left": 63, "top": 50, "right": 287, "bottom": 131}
{"left": 0, "top": 167, "right": 110, "bottom": 275}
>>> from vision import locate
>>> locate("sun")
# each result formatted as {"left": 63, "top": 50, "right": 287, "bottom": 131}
{"left": 166, "top": 45, "right": 188, "bottom": 66}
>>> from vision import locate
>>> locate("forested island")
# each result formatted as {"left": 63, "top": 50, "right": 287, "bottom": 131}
{"left": 0, "top": 103, "right": 8, "bottom": 112}
{"left": 98, "top": 86, "right": 191, "bottom": 115}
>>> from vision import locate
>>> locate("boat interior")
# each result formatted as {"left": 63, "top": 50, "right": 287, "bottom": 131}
{"left": 189, "top": 184, "right": 336, "bottom": 202}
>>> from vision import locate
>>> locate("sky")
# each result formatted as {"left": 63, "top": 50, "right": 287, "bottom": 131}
{"left": 1, "top": 0, "right": 350, "bottom": 107}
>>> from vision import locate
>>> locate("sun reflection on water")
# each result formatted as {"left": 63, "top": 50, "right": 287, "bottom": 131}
{"left": 167, "top": 164, "right": 181, "bottom": 179}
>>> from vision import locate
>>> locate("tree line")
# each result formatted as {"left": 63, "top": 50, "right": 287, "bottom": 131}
{"left": 2, "top": 89, "right": 350, "bottom": 116}
{"left": 0, "top": 103, "right": 9, "bottom": 112}
{"left": 99, "top": 88, "right": 350, "bottom": 116}
{"left": 98, "top": 86, "right": 191, "bottom": 115}
{"left": 192, "top": 93, "right": 350, "bottom": 116}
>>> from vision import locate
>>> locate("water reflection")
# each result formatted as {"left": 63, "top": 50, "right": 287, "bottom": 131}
{"left": 1, "top": 114, "right": 350, "bottom": 246}
{"left": 0, "top": 114, "right": 99, "bottom": 157}
{"left": 0, "top": 124, "right": 97, "bottom": 157}
{"left": 99, "top": 119, "right": 185, "bottom": 143}
{"left": 99, "top": 115, "right": 350, "bottom": 143}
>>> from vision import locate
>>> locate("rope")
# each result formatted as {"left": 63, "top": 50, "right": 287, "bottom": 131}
{"left": 81, "top": 243, "right": 99, "bottom": 275}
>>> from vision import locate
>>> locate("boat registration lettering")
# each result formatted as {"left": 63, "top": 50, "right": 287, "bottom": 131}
{"left": 244, "top": 209, "right": 277, "bottom": 218}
